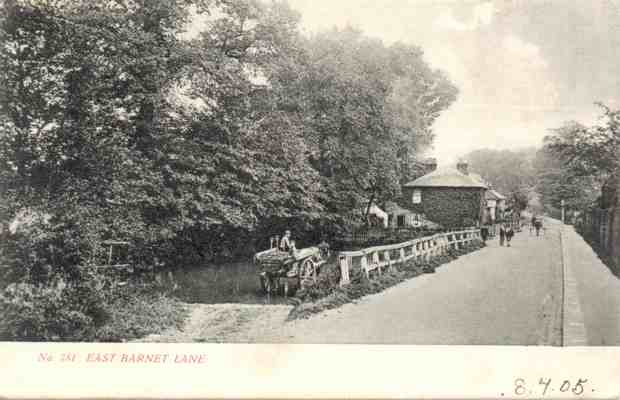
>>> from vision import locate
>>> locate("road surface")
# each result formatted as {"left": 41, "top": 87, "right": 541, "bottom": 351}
{"left": 145, "top": 222, "right": 566, "bottom": 344}
{"left": 255, "top": 222, "right": 564, "bottom": 344}
{"left": 142, "top": 219, "right": 620, "bottom": 345}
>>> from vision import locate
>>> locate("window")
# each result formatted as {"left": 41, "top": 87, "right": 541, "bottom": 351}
{"left": 412, "top": 189, "right": 422, "bottom": 204}
{"left": 397, "top": 215, "right": 405, "bottom": 227}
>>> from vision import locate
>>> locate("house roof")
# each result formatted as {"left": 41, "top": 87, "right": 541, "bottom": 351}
{"left": 485, "top": 191, "right": 499, "bottom": 200}
{"left": 403, "top": 168, "right": 488, "bottom": 189}
{"left": 366, "top": 204, "right": 388, "bottom": 220}
{"left": 384, "top": 201, "right": 412, "bottom": 215}
{"left": 485, "top": 189, "right": 506, "bottom": 201}
{"left": 470, "top": 173, "right": 487, "bottom": 185}
{"left": 489, "top": 189, "right": 507, "bottom": 200}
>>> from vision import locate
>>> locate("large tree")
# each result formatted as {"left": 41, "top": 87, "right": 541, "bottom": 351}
{"left": 0, "top": 0, "right": 458, "bottom": 272}
{"left": 535, "top": 106, "right": 620, "bottom": 214}
{"left": 269, "top": 27, "right": 458, "bottom": 223}
{"left": 0, "top": 0, "right": 321, "bottom": 269}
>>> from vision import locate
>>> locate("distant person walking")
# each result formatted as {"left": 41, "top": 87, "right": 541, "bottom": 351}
{"left": 505, "top": 224, "right": 514, "bottom": 247}
{"left": 481, "top": 225, "right": 489, "bottom": 243}
{"left": 499, "top": 224, "right": 506, "bottom": 246}
{"left": 534, "top": 218, "right": 543, "bottom": 236}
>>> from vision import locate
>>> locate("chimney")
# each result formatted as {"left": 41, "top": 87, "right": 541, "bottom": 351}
{"left": 425, "top": 157, "right": 438, "bottom": 173}
{"left": 457, "top": 160, "right": 469, "bottom": 175}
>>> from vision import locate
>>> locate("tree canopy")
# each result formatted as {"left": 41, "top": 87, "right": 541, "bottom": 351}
{"left": 0, "top": 0, "right": 458, "bottom": 276}
{"left": 534, "top": 105, "right": 620, "bottom": 215}
{"left": 462, "top": 147, "right": 537, "bottom": 211}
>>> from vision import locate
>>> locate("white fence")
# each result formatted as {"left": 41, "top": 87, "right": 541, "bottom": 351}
{"left": 337, "top": 228, "right": 481, "bottom": 285}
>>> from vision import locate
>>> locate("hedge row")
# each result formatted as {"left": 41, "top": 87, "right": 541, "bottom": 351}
{"left": 288, "top": 240, "right": 485, "bottom": 321}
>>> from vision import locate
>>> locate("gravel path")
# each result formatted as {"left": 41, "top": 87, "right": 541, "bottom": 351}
{"left": 140, "top": 223, "right": 564, "bottom": 345}
{"left": 137, "top": 303, "right": 292, "bottom": 343}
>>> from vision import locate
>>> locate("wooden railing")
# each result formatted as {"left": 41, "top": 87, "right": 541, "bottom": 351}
{"left": 337, "top": 228, "right": 481, "bottom": 285}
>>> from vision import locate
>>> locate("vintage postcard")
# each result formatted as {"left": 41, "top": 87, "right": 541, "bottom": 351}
{"left": 1, "top": 0, "right": 619, "bottom": 398}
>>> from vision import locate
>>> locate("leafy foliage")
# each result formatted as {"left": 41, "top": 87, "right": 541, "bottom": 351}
{"left": 269, "top": 27, "right": 458, "bottom": 222}
{"left": 534, "top": 104, "right": 620, "bottom": 214}
{"left": 0, "top": 1, "right": 458, "bottom": 340}
{"left": 0, "top": 276, "right": 108, "bottom": 341}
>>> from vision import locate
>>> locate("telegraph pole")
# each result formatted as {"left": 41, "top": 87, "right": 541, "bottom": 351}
{"left": 561, "top": 199, "right": 565, "bottom": 224}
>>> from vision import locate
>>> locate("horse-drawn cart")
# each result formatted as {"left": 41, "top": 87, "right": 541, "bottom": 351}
{"left": 254, "top": 238, "right": 329, "bottom": 296}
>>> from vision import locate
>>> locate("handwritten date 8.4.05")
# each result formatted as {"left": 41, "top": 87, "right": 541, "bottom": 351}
{"left": 509, "top": 378, "right": 590, "bottom": 397}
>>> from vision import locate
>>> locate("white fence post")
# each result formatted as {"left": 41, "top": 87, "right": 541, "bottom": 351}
{"left": 360, "top": 254, "right": 369, "bottom": 279}
{"left": 336, "top": 228, "right": 482, "bottom": 286}
{"left": 339, "top": 255, "right": 350, "bottom": 286}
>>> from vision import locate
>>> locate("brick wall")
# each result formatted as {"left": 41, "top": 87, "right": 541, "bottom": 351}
{"left": 401, "top": 186, "right": 485, "bottom": 228}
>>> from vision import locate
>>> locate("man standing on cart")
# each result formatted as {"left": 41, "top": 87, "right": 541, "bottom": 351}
{"left": 279, "top": 230, "right": 292, "bottom": 252}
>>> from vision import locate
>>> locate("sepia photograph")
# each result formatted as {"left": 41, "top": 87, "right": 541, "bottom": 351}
{"left": 0, "top": 0, "right": 619, "bottom": 351}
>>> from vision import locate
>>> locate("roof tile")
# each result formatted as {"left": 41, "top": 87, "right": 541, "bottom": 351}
{"left": 404, "top": 168, "right": 488, "bottom": 189}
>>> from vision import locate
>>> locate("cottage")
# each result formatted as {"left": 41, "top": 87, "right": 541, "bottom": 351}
{"left": 483, "top": 189, "right": 507, "bottom": 223}
{"left": 366, "top": 203, "right": 389, "bottom": 228}
{"left": 383, "top": 201, "right": 439, "bottom": 229}
{"left": 401, "top": 160, "right": 488, "bottom": 228}
{"left": 344, "top": 203, "right": 389, "bottom": 228}
{"left": 467, "top": 172, "right": 507, "bottom": 224}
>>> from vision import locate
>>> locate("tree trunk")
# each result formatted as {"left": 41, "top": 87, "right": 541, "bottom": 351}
{"left": 364, "top": 190, "right": 376, "bottom": 227}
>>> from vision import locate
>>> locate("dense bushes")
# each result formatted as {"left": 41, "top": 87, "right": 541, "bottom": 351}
{"left": 0, "top": 214, "right": 185, "bottom": 341}
{"left": 0, "top": 274, "right": 186, "bottom": 342}
{"left": 0, "top": 280, "right": 106, "bottom": 341}
{"left": 289, "top": 240, "right": 485, "bottom": 320}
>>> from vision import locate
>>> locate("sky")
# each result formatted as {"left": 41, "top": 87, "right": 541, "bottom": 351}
{"left": 284, "top": 0, "right": 620, "bottom": 165}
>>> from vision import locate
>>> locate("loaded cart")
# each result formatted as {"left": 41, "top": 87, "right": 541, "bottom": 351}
{"left": 254, "top": 237, "right": 330, "bottom": 296}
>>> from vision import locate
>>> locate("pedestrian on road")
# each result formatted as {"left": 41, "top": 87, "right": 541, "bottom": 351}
{"left": 481, "top": 225, "right": 489, "bottom": 243}
{"left": 534, "top": 218, "right": 542, "bottom": 236}
{"left": 505, "top": 224, "right": 514, "bottom": 247}
{"left": 499, "top": 224, "right": 506, "bottom": 246}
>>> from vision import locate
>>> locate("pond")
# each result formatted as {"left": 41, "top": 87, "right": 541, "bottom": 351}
{"left": 169, "top": 260, "right": 291, "bottom": 305}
